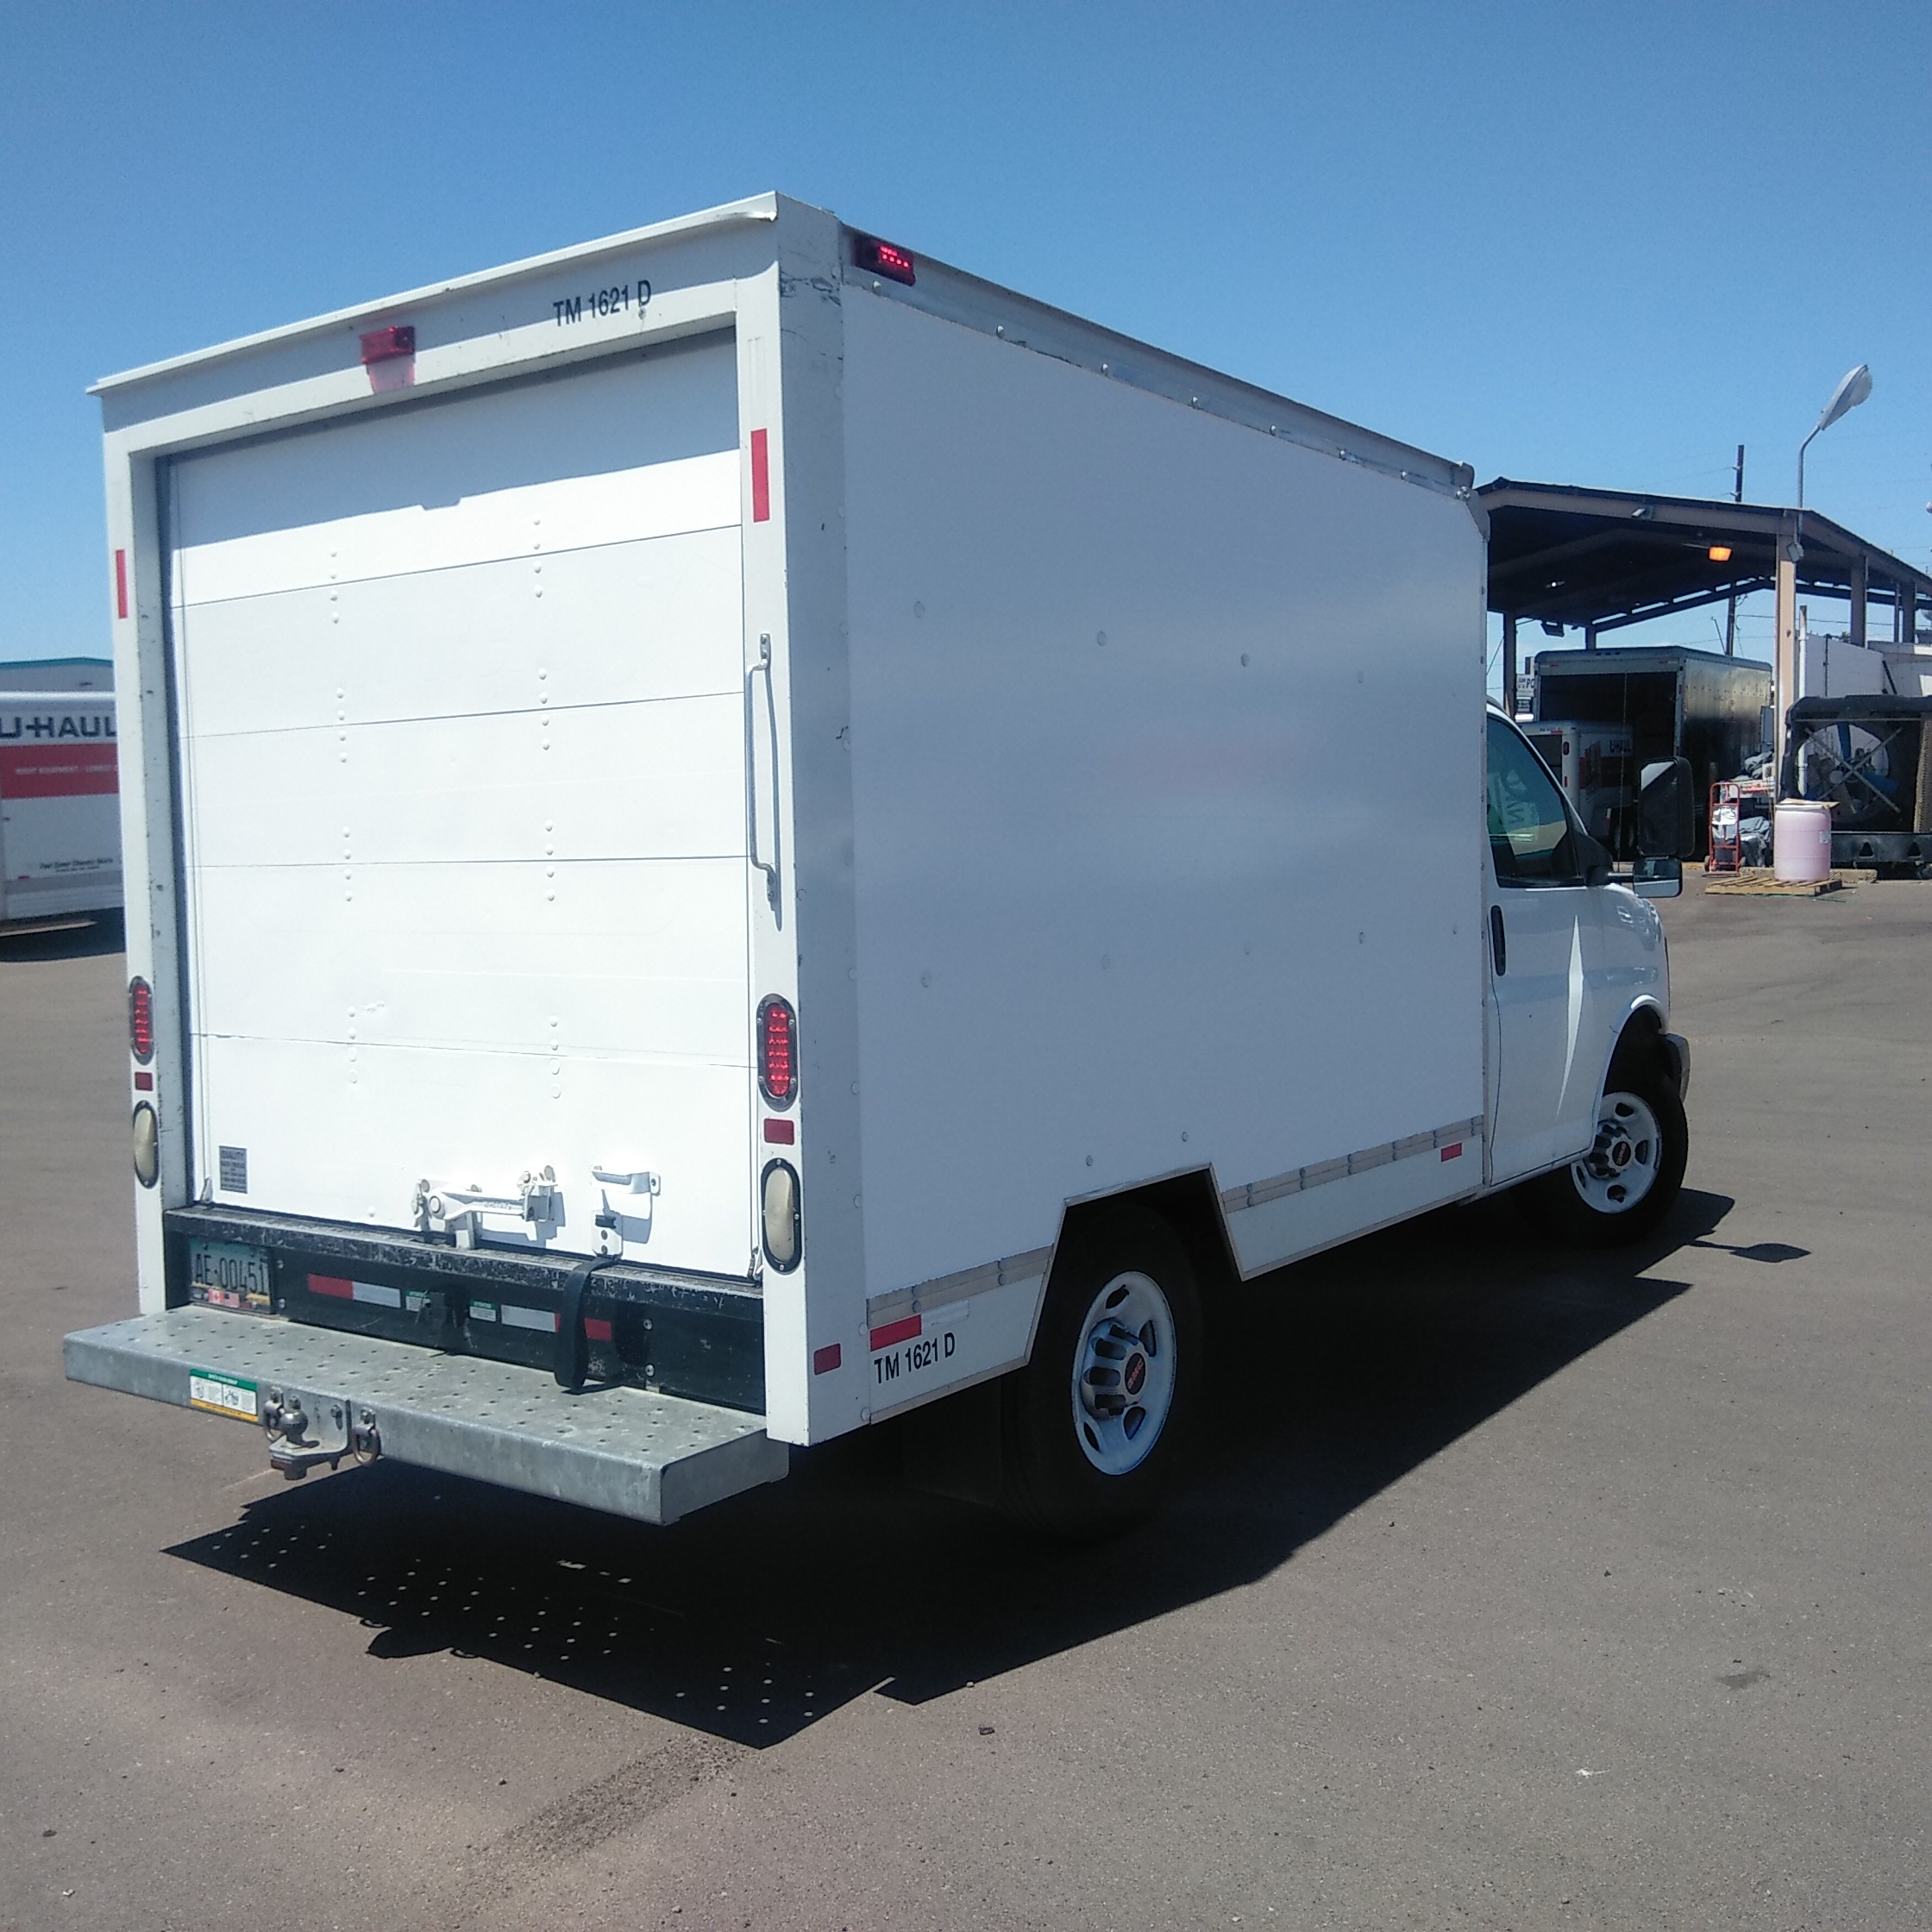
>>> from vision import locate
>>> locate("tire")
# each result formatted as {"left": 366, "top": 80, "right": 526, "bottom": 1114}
{"left": 1521, "top": 1045, "right": 1688, "bottom": 1246}
{"left": 1000, "top": 1208, "right": 1203, "bottom": 1540}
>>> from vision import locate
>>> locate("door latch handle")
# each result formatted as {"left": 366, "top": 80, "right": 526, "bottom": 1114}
{"left": 1489, "top": 904, "right": 1507, "bottom": 976}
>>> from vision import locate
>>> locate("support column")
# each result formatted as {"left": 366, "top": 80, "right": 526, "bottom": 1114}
{"left": 1502, "top": 612, "right": 1518, "bottom": 717}
{"left": 1774, "top": 536, "right": 1798, "bottom": 776}
{"left": 1850, "top": 555, "right": 1868, "bottom": 652}
{"left": 1584, "top": 623, "right": 1598, "bottom": 652}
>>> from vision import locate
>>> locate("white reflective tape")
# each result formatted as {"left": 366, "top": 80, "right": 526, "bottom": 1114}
{"left": 501, "top": 1304, "right": 558, "bottom": 1333}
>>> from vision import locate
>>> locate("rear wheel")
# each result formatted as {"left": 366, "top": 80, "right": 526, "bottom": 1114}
{"left": 1000, "top": 1208, "right": 1202, "bottom": 1538}
{"left": 1522, "top": 1052, "right": 1687, "bottom": 1245}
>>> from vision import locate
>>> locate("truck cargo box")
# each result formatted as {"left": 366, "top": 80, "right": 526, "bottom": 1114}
{"left": 72, "top": 196, "right": 1683, "bottom": 1531}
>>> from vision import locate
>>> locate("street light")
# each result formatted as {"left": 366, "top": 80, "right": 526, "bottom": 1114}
{"left": 1797, "top": 363, "right": 1872, "bottom": 511}
{"left": 1776, "top": 365, "right": 1872, "bottom": 778}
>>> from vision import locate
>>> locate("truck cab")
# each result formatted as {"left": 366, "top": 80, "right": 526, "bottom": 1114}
{"left": 1484, "top": 707, "right": 1689, "bottom": 1239}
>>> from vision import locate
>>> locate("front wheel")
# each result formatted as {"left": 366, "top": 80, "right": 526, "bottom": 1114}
{"left": 1522, "top": 1062, "right": 1687, "bottom": 1245}
{"left": 1000, "top": 1209, "right": 1202, "bottom": 1539}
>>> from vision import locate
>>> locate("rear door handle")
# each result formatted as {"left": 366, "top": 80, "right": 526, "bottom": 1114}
{"left": 744, "top": 631, "right": 780, "bottom": 913}
{"left": 1489, "top": 903, "right": 1507, "bottom": 976}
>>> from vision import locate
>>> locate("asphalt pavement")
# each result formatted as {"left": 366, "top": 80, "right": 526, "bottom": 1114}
{"left": 3, "top": 880, "right": 1929, "bottom": 1931}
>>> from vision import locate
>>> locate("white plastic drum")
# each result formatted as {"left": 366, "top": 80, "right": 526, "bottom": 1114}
{"left": 1773, "top": 800, "right": 1834, "bottom": 883}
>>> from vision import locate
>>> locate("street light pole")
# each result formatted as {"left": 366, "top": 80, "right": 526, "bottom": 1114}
{"left": 1778, "top": 366, "right": 1873, "bottom": 776}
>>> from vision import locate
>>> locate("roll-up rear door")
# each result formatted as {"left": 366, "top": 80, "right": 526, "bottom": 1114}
{"left": 166, "top": 336, "right": 752, "bottom": 1275}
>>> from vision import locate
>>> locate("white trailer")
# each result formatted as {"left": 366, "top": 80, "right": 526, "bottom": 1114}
{"left": 0, "top": 690, "right": 121, "bottom": 932}
{"left": 68, "top": 195, "right": 1693, "bottom": 1534}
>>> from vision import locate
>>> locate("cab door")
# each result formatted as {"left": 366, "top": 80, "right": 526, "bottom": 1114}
{"left": 1484, "top": 713, "right": 1603, "bottom": 1182}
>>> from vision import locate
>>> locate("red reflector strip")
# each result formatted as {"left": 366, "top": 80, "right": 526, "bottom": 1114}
{"left": 812, "top": 1342, "right": 842, "bottom": 1375}
{"left": 133, "top": 1070, "right": 154, "bottom": 1091}
{"left": 750, "top": 428, "right": 770, "bottom": 522}
{"left": 762, "top": 1117, "right": 795, "bottom": 1145}
{"left": 1440, "top": 1142, "right": 1463, "bottom": 1162}
{"left": 115, "top": 549, "right": 129, "bottom": 619}
{"left": 585, "top": 1317, "right": 613, "bottom": 1343}
{"left": 307, "top": 1274, "right": 403, "bottom": 1308}
{"left": 869, "top": 1314, "right": 921, "bottom": 1352}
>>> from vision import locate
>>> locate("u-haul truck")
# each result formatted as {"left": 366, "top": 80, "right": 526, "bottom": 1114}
{"left": 67, "top": 195, "right": 1693, "bottom": 1534}
{"left": 0, "top": 691, "right": 121, "bottom": 932}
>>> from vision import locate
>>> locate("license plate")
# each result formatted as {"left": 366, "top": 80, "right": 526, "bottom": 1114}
{"left": 188, "top": 1238, "right": 275, "bottom": 1312}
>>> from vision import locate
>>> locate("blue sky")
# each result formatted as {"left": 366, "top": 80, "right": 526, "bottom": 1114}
{"left": 3, "top": 1, "right": 1927, "bottom": 680}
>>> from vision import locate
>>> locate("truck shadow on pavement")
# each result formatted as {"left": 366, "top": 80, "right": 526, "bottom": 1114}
{"left": 166, "top": 1189, "right": 1730, "bottom": 1748}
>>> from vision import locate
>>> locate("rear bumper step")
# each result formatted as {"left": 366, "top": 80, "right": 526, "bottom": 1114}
{"left": 65, "top": 1307, "right": 787, "bottom": 1527}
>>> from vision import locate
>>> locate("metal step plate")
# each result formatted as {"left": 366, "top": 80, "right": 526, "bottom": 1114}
{"left": 65, "top": 1307, "right": 787, "bottom": 1526}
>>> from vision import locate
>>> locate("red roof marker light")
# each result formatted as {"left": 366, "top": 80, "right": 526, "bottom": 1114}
{"left": 360, "top": 325, "right": 416, "bottom": 364}
{"left": 853, "top": 235, "right": 916, "bottom": 285}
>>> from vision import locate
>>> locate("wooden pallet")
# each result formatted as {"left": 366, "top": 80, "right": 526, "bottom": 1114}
{"left": 1703, "top": 867, "right": 1876, "bottom": 897}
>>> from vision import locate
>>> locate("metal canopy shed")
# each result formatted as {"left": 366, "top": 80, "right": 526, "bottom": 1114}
{"left": 1479, "top": 479, "right": 1932, "bottom": 740}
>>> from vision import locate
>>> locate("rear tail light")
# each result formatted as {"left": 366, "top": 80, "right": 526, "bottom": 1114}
{"left": 132, "top": 1103, "right": 160, "bottom": 1188}
{"left": 758, "top": 995, "right": 797, "bottom": 1107}
{"left": 762, "top": 1160, "right": 800, "bottom": 1271}
{"left": 129, "top": 976, "right": 155, "bottom": 1063}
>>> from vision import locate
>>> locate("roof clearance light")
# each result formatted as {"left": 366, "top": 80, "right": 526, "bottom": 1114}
{"left": 360, "top": 324, "right": 416, "bottom": 365}
{"left": 129, "top": 976, "right": 155, "bottom": 1063}
{"left": 757, "top": 994, "right": 798, "bottom": 1107}
{"left": 853, "top": 235, "right": 916, "bottom": 285}
{"left": 1709, "top": 545, "right": 1734, "bottom": 562}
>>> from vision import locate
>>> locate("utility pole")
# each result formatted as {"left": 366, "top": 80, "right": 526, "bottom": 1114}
{"left": 1724, "top": 443, "right": 1743, "bottom": 656}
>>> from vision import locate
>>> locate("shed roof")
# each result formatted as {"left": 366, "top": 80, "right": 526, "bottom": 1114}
{"left": 1479, "top": 479, "right": 1931, "bottom": 635}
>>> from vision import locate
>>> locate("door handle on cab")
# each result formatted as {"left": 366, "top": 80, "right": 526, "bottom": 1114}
{"left": 1489, "top": 903, "right": 1507, "bottom": 976}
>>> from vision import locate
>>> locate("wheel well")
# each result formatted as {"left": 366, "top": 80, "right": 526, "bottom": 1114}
{"left": 1608, "top": 1005, "right": 1670, "bottom": 1089}
{"left": 1057, "top": 1170, "right": 1240, "bottom": 1300}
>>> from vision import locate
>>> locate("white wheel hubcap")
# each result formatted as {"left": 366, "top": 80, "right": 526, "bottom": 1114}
{"left": 1571, "top": 1089, "right": 1663, "bottom": 1214}
{"left": 1070, "top": 1270, "right": 1177, "bottom": 1476}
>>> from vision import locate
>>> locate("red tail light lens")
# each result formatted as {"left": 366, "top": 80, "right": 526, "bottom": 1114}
{"left": 129, "top": 976, "right": 155, "bottom": 1063}
{"left": 757, "top": 995, "right": 797, "bottom": 1107}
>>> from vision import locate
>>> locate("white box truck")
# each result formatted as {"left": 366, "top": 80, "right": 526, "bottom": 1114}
{"left": 0, "top": 690, "right": 121, "bottom": 932}
{"left": 1522, "top": 718, "right": 1635, "bottom": 848}
{"left": 67, "top": 195, "right": 1693, "bottom": 1534}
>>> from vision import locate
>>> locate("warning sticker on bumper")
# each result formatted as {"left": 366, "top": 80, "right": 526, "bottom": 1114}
{"left": 189, "top": 1368, "right": 259, "bottom": 1421}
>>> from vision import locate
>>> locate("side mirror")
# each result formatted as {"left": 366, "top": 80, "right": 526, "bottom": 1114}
{"left": 1632, "top": 856, "right": 1683, "bottom": 900}
{"left": 1638, "top": 757, "right": 1697, "bottom": 859}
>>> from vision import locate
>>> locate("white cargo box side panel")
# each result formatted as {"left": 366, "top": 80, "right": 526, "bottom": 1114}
{"left": 166, "top": 337, "right": 756, "bottom": 1271}
{"left": 841, "top": 293, "right": 1486, "bottom": 1298}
